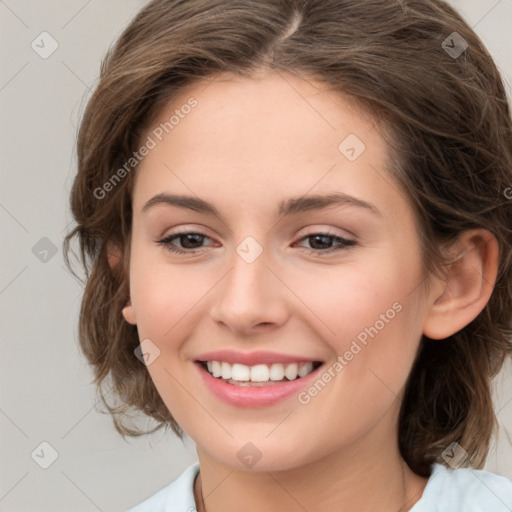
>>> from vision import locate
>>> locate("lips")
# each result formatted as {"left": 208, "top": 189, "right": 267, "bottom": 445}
{"left": 194, "top": 356, "right": 326, "bottom": 407}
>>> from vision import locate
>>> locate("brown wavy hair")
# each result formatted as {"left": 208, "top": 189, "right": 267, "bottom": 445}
{"left": 63, "top": 0, "right": 512, "bottom": 477}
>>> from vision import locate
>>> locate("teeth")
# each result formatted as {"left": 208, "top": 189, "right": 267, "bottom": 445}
{"left": 250, "top": 364, "right": 268, "bottom": 382}
{"left": 221, "top": 362, "right": 231, "bottom": 380}
{"left": 269, "top": 363, "right": 285, "bottom": 381}
{"left": 202, "top": 361, "right": 318, "bottom": 383}
{"left": 232, "top": 363, "right": 250, "bottom": 381}
{"left": 211, "top": 361, "right": 222, "bottom": 378}
{"left": 298, "top": 362, "right": 313, "bottom": 377}
{"left": 284, "top": 362, "right": 298, "bottom": 380}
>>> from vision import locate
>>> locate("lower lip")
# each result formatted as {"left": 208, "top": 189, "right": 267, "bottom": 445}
{"left": 195, "top": 362, "right": 324, "bottom": 408}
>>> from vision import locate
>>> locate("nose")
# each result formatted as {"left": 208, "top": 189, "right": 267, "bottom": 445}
{"left": 209, "top": 243, "right": 289, "bottom": 337}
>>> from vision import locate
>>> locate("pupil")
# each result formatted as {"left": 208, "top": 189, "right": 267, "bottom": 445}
{"left": 311, "top": 235, "right": 331, "bottom": 249}
{"left": 181, "top": 233, "right": 203, "bottom": 248}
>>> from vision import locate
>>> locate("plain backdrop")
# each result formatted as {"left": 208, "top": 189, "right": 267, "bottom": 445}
{"left": 1, "top": 0, "right": 511, "bottom": 510}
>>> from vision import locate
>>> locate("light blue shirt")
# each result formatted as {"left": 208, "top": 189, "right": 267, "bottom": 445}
{"left": 126, "top": 461, "right": 512, "bottom": 511}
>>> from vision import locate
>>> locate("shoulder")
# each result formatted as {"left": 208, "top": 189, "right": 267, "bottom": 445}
{"left": 126, "top": 462, "right": 200, "bottom": 512}
{"left": 411, "top": 462, "right": 512, "bottom": 512}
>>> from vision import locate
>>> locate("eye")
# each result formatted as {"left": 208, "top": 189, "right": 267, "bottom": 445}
{"left": 157, "top": 231, "right": 217, "bottom": 255}
{"left": 157, "top": 230, "right": 356, "bottom": 256}
{"left": 294, "top": 232, "right": 357, "bottom": 255}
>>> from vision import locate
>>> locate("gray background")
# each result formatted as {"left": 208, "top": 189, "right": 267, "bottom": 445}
{"left": 1, "top": 0, "right": 511, "bottom": 510}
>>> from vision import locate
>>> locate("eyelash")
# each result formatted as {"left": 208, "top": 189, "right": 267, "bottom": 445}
{"left": 157, "top": 231, "right": 357, "bottom": 255}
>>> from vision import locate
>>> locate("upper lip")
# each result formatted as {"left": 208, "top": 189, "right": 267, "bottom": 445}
{"left": 195, "top": 350, "right": 323, "bottom": 366}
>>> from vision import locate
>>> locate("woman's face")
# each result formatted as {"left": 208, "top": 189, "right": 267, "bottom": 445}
{"left": 124, "top": 69, "right": 432, "bottom": 471}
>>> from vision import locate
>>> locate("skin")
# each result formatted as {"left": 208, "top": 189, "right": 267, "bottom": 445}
{"left": 120, "top": 69, "right": 499, "bottom": 512}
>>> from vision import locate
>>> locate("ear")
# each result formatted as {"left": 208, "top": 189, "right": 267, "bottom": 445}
{"left": 422, "top": 229, "right": 499, "bottom": 340}
{"left": 122, "top": 300, "right": 137, "bottom": 325}
{"left": 107, "top": 241, "right": 137, "bottom": 325}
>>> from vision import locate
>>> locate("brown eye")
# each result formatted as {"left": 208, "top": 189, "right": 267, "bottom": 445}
{"left": 158, "top": 231, "right": 215, "bottom": 254}
{"left": 296, "top": 232, "right": 356, "bottom": 254}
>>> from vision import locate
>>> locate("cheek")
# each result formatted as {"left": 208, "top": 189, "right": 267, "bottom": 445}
{"left": 295, "top": 250, "right": 423, "bottom": 396}
{"left": 128, "top": 259, "right": 213, "bottom": 422}
{"left": 128, "top": 254, "right": 222, "bottom": 420}
{"left": 287, "top": 254, "right": 412, "bottom": 347}
{"left": 129, "top": 243, "right": 213, "bottom": 339}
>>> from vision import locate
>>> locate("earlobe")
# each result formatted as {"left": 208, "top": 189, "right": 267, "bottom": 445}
{"left": 122, "top": 300, "right": 137, "bottom": 325}
{"left": 107, "top": 242, "right": 135, "bottom": 323}
{"left": 422, "top": 229, "right": 499, "bottom": 340}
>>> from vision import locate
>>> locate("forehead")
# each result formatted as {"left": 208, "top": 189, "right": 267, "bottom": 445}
{"left": 132, "top": 69, "right": 409, "bottom": 225}
{"left": 146, "top": 69, "right": 377, "bottom": 157}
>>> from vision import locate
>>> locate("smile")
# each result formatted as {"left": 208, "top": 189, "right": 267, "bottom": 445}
{"left": 198, "top": 360, "right": 323, "bottom": 386}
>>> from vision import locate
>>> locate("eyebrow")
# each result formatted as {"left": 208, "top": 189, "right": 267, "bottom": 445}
{"left": 141, "top": 192, "right": 380, "bottom": 217}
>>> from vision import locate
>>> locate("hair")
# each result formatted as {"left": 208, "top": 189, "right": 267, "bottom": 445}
{"left": 64, "top": 0, "right": 512, "bottom": 477}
